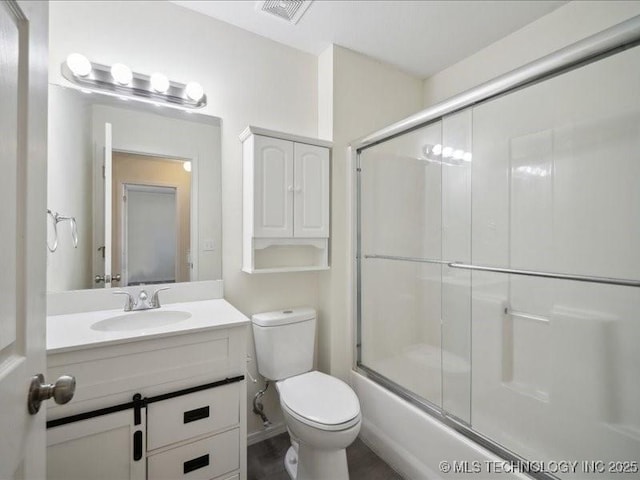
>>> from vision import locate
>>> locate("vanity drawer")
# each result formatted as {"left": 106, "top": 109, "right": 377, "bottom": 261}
{"left": 147, "top": 428, "right": 239, "bottom": 480}
{"left": 147, "top": 382, "right": 240, "bottom": 451}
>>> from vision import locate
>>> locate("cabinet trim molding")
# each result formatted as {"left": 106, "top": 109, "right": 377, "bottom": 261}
{"left": 46, "top": 375, "right": 245, "bottom": 428}
{"left": 239, "top": 125, "right": 332, "bottom": 148}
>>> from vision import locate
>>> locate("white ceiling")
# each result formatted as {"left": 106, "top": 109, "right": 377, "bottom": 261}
{"left": 171, "top": 0, "right": 567, "bottom": 78}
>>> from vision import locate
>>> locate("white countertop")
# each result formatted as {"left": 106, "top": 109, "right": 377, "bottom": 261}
{"left": 47, "top": 298, "right": 250, "bottom": 354}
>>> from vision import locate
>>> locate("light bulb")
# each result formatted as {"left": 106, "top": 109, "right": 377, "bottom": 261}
{"left": 185, "top": 81, "right": 204, "bottom": 102}
{"left": 111, "top": 63, "right": 132, "bottom": 85}
{"left": 453, "top": 149, "right": 464, "bottom": 160}
{"left": 150, "top": 72, "right": 170, "bottom": 93}
{"left": 66, "top": 53, "right": 92, "bottom": 77}
{"left": 442, "top": 146, "right": 453, "bottom": 158}
{"left": 183, "top": 161, "right": 192, "bottom": 172}
{"left": 431, "top": 144, "right": 442, "bottom": 156}
{"left": 463, "top": 152, "right": 473, "bottom": 162}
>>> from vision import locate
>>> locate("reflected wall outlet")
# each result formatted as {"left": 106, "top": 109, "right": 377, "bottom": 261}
{"left": 203, "top": 239, "right": 215, "bottom": 251}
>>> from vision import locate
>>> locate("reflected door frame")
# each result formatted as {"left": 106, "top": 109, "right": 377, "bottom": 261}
{"left": 92, "top": 142, "right": 198, "bottom": 288}
{"left": 117, "top": 182, "right": 179, "bottom": 287}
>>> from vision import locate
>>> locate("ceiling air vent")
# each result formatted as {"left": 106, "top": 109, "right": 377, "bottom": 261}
{"left": 257, "top": 0, "right": 313, "bottom": 25}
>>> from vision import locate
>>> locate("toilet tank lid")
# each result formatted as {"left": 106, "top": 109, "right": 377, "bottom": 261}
{"left": 252, "top": 307, "right": 316, "bottom": 327}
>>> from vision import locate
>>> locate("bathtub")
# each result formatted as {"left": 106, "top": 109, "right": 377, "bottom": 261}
{"left": 351, "top": 371, "right": 529, "bottom": 480}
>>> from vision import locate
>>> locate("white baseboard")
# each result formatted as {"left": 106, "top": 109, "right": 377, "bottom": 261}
{"left": 247, "top": 422, "right": 287, "bottom": 446}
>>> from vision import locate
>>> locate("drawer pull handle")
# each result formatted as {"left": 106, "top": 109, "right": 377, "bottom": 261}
{"left": 183, "top": 454, "right": 210, "bottom": 474}
{"left": 133, "top": 430, "right": 143, "bottom": 461}
{"left": 183, "top": 406, "right": 210, "bottom": 424}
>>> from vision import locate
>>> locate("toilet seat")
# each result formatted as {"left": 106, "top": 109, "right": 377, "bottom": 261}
{"left": 277, "top": 371, "right": 361, "bottom": 432}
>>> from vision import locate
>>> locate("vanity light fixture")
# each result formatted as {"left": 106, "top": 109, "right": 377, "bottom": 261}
{"left": 110, "top": 63, "right": 133, "bottom": 85}
{"left": 61, "top": 54, "right": 207, "bottom": 109}
{"left": 66, "top": 53, "right": 92, "bottom": 77}
{"left": 150, "top": 72, "right": 170, "bottom": 93}
{"left": 185, "top": 82, "right": 204, "bottom": 102}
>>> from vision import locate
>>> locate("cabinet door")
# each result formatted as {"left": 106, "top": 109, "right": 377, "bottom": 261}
{"left": 47, "top": 410, "right": 145, "bottom": 480}
{"left": 254, "top": 135, "right": 294, "bottom": 238}
{"left": 294, "top": 143, "right": 330, "bottom": 238}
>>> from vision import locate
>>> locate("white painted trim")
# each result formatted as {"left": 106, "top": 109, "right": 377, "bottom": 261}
{"left": 239, "top": 125, "right": 332, "bottom": 148}
{"left": 247, "top": 422, "right": 287, "bottom": 446}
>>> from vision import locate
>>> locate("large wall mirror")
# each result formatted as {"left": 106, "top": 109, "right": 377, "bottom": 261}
{"left": 47, "top": 84, "right": 222, "bottom": 292}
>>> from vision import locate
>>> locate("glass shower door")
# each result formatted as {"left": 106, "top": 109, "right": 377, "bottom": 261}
{"left": 359, "top": 115, "right": 474, "bottom": 422}
{"left": 357, "top": 37, "right": 640, "bottom": 480}
{"left": 469, "top": 41, "right": 640, "bottom": 476}
{"left": 359, "top": 121, "right": 445, "bottom": 409}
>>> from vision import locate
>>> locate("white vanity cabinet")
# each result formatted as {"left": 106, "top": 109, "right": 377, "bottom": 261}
{"left": 46, "top": 302, "right": 249, "bottom": 480}
{"left": 241, "top": 126, "right": 331, "bottom": 273}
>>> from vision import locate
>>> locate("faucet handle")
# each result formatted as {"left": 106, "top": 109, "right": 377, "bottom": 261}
{"left": 113, "top": 290, "right": 134, "bottom": 311}
{"left": 151, "top": 287, "right": 170, "bottom": 308}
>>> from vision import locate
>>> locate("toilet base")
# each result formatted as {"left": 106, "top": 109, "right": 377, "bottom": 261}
{"left": 284, "top": 442, "right": 350, "bottom": 480}
{"left": 284, "top": 446, "right": 297, "bottom": 480}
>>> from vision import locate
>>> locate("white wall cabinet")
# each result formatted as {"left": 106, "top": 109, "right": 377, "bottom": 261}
{"left": 241, "top": 126, "right": 331, "bottom": 273}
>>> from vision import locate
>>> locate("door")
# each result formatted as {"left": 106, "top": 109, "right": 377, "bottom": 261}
{"left": 253, "top": 135, "right": 294, "bottom": 238}
{"left": 293, "top": 143, "right": 329, "bottom": 238}
{"left": 122, "top": 184, "right": 177, "bottom": 286}
{"left": 0, "top": 1, "right": 48, "bottom": 478}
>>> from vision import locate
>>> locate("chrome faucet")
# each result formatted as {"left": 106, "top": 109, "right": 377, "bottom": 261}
{"left": 113, "top": 287, "right": 170, "bottom": 312}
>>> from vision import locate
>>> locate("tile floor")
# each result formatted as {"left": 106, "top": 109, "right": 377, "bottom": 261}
{"left": 248, "top": 432, "right": 404, "bottom": 480}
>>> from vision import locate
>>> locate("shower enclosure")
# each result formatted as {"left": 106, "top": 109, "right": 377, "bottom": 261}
{"left": 354, "top": 16, "right": 640, "bottom": 480}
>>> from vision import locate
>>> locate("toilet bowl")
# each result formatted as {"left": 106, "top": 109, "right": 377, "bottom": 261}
{"left": 251, "top": 308, "right": 362, "bottom": 480}
{"left": 277, "top": 371, "right": 361, "bottom": 480}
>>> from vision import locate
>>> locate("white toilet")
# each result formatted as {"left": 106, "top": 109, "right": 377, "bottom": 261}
{"left": 252, "top": 308, "right": 361, "bottom": 480}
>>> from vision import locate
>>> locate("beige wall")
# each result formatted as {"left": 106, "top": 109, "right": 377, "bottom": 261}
{"left": 48, "top": 0, "right": 640, "bottom": 442}
{"left": 50, "top": 0, "right": 319, "bottom": 436}
{"left": 423, "top": 1, "right": 640, "bottom": 106}
{"left": 47, "top": 87, "right": 92, "bottom": 291}
{"left": 317, "top": 46, "right": 424, "bottom": 380}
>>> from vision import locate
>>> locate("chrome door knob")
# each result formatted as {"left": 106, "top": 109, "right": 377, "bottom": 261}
{"left": 28, "top": 373, "right": 76, "bottom": 414}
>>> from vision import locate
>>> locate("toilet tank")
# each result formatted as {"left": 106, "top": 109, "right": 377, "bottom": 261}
{"left": 252, "top": 307, "right": 316, "bottom": 381}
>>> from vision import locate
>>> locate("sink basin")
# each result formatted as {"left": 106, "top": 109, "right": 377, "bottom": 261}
{"left": 91, "top": 310, "right": 192, "bottom": 332}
